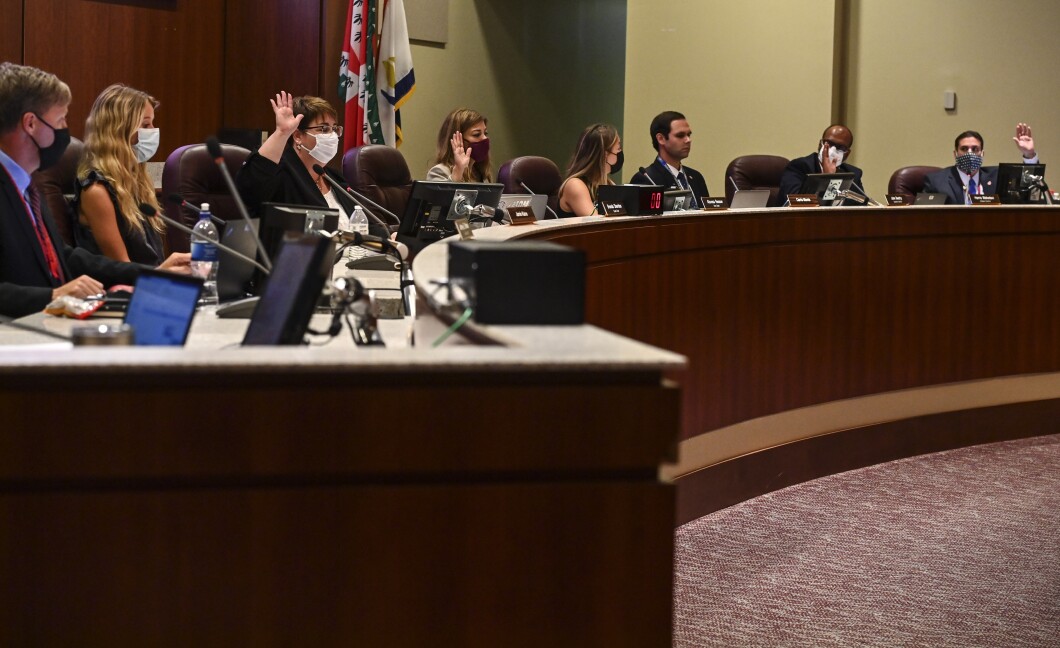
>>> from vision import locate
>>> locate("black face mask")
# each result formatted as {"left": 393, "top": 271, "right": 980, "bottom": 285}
{"left": 30, "top": 114, "right": 71, "bottom": 171}
{"left": 609, "top": 150, "right": 624, "bottom": 175}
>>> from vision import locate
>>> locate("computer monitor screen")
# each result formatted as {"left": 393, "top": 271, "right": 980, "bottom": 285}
{"left": 241, "top": 235, "right": 333, "bottom": 346}
{"left": 123, "top": 270, "right": 204, "bottom": 346}
{"left": 399, "top": 181, "right": 504, "bottom": 241}
{"left": 996, "top": 163, "right": 1047, "bottom": 204}
{"left": 260, "top": 202, "right": 339, "bottom": 262}
{"left": 800, "top": 172, "right": 855, "bottom": 206}
{"left": 216, "top": 218, "right": 260, "bottom": 302}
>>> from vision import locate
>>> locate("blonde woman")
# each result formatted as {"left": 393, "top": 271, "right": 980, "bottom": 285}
{"left": 74, "top": 84, "right": 165, "bottom": 265}
{"left": 557, "top": 123, "right": 622, "bottom": 217}
{"left": 427, "top": 108, "right": 492, "bottom": 182}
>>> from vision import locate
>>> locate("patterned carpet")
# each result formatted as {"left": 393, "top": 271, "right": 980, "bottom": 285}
{"left": 673, "top": 433, "right": 1060, "bottom": 647}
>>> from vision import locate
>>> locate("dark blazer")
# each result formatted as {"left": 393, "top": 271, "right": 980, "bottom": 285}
{"left": 1, "top": 170, "right": 141, "bottom": 318}
{"left": 629, "top": 159, "right": 710, "bottom": 205}
{"left": 922, "top": 166, "right": 1000, "bottom": 205}
{"left": 778, "top": 152, "right": 865, "bottom": 205}
{"left": 236, "top": 147, "right": 394, "bottom": 237}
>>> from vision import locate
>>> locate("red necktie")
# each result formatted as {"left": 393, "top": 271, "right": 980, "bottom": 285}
{"left": 25, "top": 184, "right": 64, "bottom": 283}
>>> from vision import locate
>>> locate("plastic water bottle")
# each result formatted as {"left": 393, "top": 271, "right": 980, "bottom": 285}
{"left": 190, "top": 203, "right": 219, "bottom": 305}
{"left": 350, "top": 205, "right": 370, "bottom": 237}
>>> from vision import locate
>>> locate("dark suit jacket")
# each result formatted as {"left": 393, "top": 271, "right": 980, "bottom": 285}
{"left": 922, "top": 166, "right": 1000, "bottom": 204}
{"left": 778, "top": 152, "right": 865, "bottom": 205}
{"left": 236, "top": 147, "right": 393, "bottom": 237}
{"left": 1, "top": 170, "right": 141, "bottom": 318}
{"left": 629, "top": 159, "right": 710, "bottom": 205}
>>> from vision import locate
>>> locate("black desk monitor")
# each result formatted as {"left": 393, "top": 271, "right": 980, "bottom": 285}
{"left": 800, "top": 172, "right": 855, "bottom": 206}
{"left": 217, "top": 218, "right": 260, "bottom": 302}
{"left": 663, "top": 189, "right": 694, "bottom": 211}
{"left": 242, "top": 236, "right": 333, "bottom": 346}
{"left": 260, "top": 202, "right": 339, "bottom": 263}
{"left": 123, "top": 269, "right": 204, "bottom": 346}
{"left": 996, "top": 163, "right": 1048, "bottom": 204}
{"left": 399, "top": 181, "right": 504, "bottom": 242}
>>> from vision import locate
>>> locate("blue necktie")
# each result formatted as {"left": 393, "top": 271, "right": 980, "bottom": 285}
{"left": 968, "top": 177, "right": 977, "bottom": 203}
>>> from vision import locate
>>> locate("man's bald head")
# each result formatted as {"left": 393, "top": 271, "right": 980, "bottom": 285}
{"left": 821, "top": 124, "right": 853, "bottom": 150}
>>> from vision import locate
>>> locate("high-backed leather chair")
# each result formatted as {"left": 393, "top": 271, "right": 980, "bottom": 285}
{"left": 31, "top": 136, "right": 84, "bottom": 246}
{"left": 341, "top": 144, "right": 410, "bottom": 231}
{"left": 724, "top": 155, "right": 790, "bottom": 207}
{"left": 888, "top": 165, "right": 942, "bottom": 196}
{"left": 161, "top": 143, "right": 251, "bottom": 252}
{"left": 497, "top": 156, "right": 563, "bottom": 214}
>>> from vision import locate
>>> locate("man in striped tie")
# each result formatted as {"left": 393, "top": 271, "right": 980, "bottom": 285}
{"left": 630, "top": 111, "right": 709, "bottom": 208}
{"left": 922, "top": 124, "right": 1040, "bottom": 205}
{"left": 0, "top": 63, "right": 190, "bottom": 318}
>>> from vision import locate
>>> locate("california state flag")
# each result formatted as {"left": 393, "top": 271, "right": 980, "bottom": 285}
{"left": 339, "top": 0, "right": 382, "bottom": 151}
{"left": 376, "top": 0, "right": 415, "bottom": 147}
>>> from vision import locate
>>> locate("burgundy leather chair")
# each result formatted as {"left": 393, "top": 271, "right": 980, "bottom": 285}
{"left": 723, "top": 155, "right": 790, "bottom": 207}
{"left": 31, "top": 136, "right": 84, "bottom": 246}
{"left": 341, "top": 144, "right": 410, "bottom": 231}
{"left": 888, "top": 165, "right": 942, "bottom": 196}
{"left": 161, "top": 143, "right": 251, "bottom": 252}
{"left": 497, "top": 156, "right": 563, "bottom": 215}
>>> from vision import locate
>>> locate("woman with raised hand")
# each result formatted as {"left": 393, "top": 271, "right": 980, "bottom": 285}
{"left": 427, "top": 108, "right": 492, "bottom": 183}
{"left": 557, "top": 123, "right": 623, "bottom": 218}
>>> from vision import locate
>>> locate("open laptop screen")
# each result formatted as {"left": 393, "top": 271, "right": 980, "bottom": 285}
{"left": 241, "top": 235, "right": 333, "bottom": 346}
{"left": 123, "top": 270, "right": 204, "bottom": 346}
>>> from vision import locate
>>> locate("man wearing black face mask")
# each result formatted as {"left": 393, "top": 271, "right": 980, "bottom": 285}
{"left": 630, "top": 111, "right": 708, "bottom": 208}
{"left": 922, "top": 124, "right": 1040, "bottom": 205}
{"left": 0, "top": 63, "right": 190, "bottom": 318}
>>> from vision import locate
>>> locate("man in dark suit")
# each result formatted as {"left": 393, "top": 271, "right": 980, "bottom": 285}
{"left": 779, "top": 124, "right": 866, "bottom": 206}
{"left": 630, "top": 111, "right": 709, "bottom": 208}
{"left": 0, "top": 62, "right": 189, "bottom": 318}
{"left": 922, "top": 124, "right": 1039, "bottom": 204}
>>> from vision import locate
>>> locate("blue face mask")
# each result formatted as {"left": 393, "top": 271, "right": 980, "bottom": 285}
{"left": 955, "top": 152, "right": 983, "bottom": 175}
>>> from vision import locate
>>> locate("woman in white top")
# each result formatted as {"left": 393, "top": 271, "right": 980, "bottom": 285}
{"left": 426, "top": 108, "right": 492, "bottom": 183}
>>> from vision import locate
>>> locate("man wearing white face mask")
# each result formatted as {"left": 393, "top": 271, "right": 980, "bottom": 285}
{"left": 779, "top": 124, "right": 867, "bottom": 206}
{"left": 922, "top": 124, "right": 1040, "bottom": 205}
{"left": 236, "top": 92, "right": 395, "bottom": 237}
{"left": 75, "top": 83, "right": 169, "bottom": 265}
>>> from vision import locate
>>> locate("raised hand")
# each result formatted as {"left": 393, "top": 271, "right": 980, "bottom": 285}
{"left": 270, "top": 91, "right": 303, "bottom": 135}
{"left": 1013, "top": 122, "right": 1036, "bottom": 159}
{"left": 451, "top": 131, "right": 471, "bottom": 179}
{"left": 820, "top": 141, "right": 838, "bottom": 174}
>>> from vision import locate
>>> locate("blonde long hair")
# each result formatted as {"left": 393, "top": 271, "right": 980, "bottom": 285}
{"left": 563, "top": 123, "right": 618, "bottom": 204}
{"left": 432, "top": 107, "right": 492, "bottom": 182}
{"left": 78, "top": 84, "right": 163, "bottom": 236}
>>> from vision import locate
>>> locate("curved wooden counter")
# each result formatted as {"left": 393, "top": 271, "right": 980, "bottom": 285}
{"left": 414, "top": 205, "right": 1060, "bottom": 520}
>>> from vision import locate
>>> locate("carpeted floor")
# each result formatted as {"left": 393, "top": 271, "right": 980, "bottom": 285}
{"left": 673, "top": 433, "right": 1060, "bottom": 647}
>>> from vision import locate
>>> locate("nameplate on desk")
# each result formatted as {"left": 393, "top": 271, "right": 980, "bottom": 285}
{"left": 454, "top": 217, "right": 474, "bottom": 240}
{"left": 700, "top": 197, "right": 726, "bottom": 210}
{"left": 787, "top": 194, "right": 818, "bottom": 207}
{"left": 600, "top": 201, "right": 627, "bottom": 216}
{"left": 506, "top": 206, "right": 536, "bottom": 225}
{"left": 886, "top": 194, "right": 913, "bottom": 206}
{"left": 970, "top": 194, "right": 1001, "bottom": 205}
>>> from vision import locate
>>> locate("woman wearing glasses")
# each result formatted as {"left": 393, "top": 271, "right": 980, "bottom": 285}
{"left": 236, "top": 91, "right": 390, "bottom": 235}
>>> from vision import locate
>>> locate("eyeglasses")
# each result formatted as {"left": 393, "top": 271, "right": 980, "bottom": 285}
{"left": 302, "top": 124, "right": 343, "bottom": 137}
{"left": 822, "top": 139, "right": 851, "bottom": 154}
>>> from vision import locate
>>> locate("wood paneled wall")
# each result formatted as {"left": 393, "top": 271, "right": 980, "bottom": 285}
{"left": 9, "top": 0, "right": 350, "bottom": 158}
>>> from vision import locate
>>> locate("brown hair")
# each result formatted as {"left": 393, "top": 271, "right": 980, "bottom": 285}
{"left": 0, "top": 62, "right": 71, "bottom": 133}
{"left": 432, "top": 107, "right": 492, "bottom": 182}
{"left": 562, "top": 123, "right": 619, "bottom": 204}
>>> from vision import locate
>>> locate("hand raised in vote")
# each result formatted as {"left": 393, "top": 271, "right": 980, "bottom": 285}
{"left": 1013, "top": 122, "right": 1036, "bottom": 159}
{"left": 270, "top": 90, "right": 304, "bottom": 136}
{"left": 820, "top": 141, "right": 839, "bottom": 175}
{"left": 451, "top": 131, "right": 471, "bottom": 179}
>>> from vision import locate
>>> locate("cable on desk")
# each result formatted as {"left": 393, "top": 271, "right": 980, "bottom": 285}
{"left": 431, "top": 307, "right": 473, "bottom": 348}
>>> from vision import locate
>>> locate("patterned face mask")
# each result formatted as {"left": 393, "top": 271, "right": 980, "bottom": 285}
{"left": 955, "top": 152, "right": 983, "bottom": 175}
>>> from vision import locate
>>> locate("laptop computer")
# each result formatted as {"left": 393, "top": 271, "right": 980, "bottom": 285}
{"left": 914, "top": 192, "right": 948, "bottom": 205}
{"left": 241, "top": 235, "right": 333, "bottom": 346}
{"left": 123, "top": 269, "right": 204, "bottom": 346}
{"left": 729, "top": 189, "right": 771, "bottom": 209}
{"left": 217, "top": 218, "right": 260, "bottom": 302}
{"left": 498, "top": 194, "right": 548, "bottom": 221}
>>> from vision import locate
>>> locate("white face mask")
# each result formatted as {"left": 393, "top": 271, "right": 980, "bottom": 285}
{"left": 301, "top": 132, "right": 339, "bottom": 165}
{"left": 133, "top": 127, "right": 160, "bottom": 163}
{"left": 819, "top": 142, "right": 845, "bottom": 167}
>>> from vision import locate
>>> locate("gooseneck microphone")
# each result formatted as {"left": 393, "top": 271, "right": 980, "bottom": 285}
{"left": 141, "top": 204, "right": 271, "bottom": 276}
{"left": 311, "top": 164, "right": 396, "bottom": 229}
{"left": 322, "top": 230, "right": 408, "bottom": 261}
{"left": 848, "top": 181, "right": 882, "bottom": 206}
{"left": 518, "top": 181, "right": 560, "bottom": 219}
{"left": 167, "top": 192, "right": 225, "bottom": 227}
{"left": 633, "top": 166, "right": 652, "bottom": 184}
{"left": 205, "top": 136, "right": 273, "bottom": 272}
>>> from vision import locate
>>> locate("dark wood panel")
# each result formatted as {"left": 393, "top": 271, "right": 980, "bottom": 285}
{"left": 0, "top": 482, "right": 675, "bottom": 646}
{"left": 527, "top": 207, "right": 1060, "bottom": 438}
{"left": 23, "top": 0, "right": 225, "bottom": 160}
{"left": 0, "top": 0, "right": 22, "bottom": 64}
{"left": 223, "top": 0, "right": 322, "bottom": 130}
{"left": 674, "top": 398, "right": 1060, "bottom": 524}
{"left": 321, "top": 0, "right": 349, "bottom": 112}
